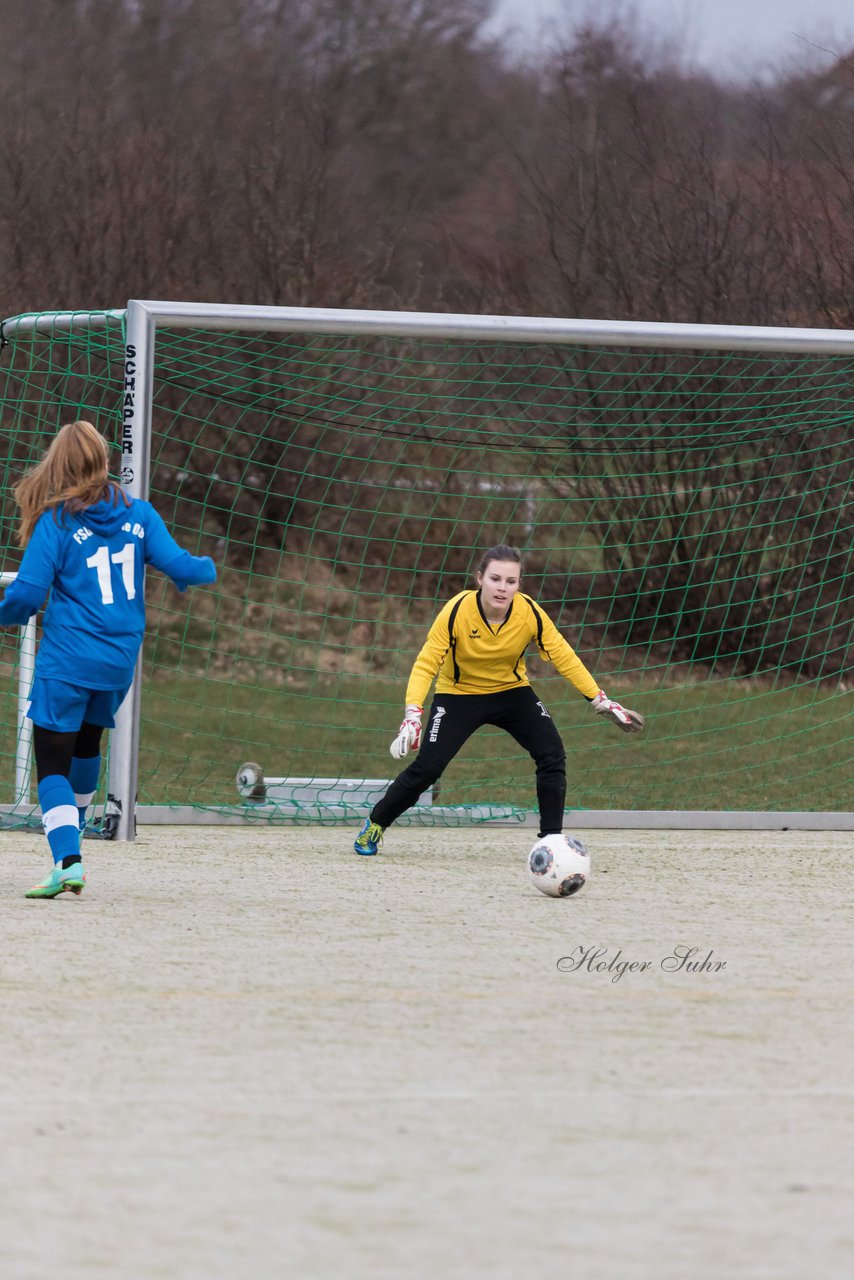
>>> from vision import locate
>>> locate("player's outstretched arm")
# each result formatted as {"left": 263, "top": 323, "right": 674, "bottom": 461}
{"left": 160, "top": 550, "right": 217, "bottom": 593}
{"left": 533, "top": 605, "right": 644, "bottom": 732}
{"left": 591, "top": 690, "right": 644, "bottom": 733}
{"left": 0, "top": 514, "right": 56, "bottom": 625}
{"left": 0, "top": 577, "right": 46, "bottom": 626}
{"left": 388, "top": 594, "right": 463, "bottom": 758}
{"left": 141, "top": 504, "right": 216, "bottom": 592}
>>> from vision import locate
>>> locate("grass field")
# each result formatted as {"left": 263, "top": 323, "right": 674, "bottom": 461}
{"left": 2, "top": 665, "right": 852, "bottom": 820}
{"left": 1, "top": 824, "right": 852, "bottom": 1280}
{"left": 135, "top": 672, "right": 852, "bottom": 812}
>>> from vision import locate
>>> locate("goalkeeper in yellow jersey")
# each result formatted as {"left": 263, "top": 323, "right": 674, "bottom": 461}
{"left": 354, "top": 544, "right": 644, "bottom": 855}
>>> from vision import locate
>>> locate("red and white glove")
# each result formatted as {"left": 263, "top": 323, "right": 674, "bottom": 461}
{"left": 592, "top": 690, "right": 644, "bottom": 734}
{"left": 390, "top": 704, "right": 423, "bottom": 759}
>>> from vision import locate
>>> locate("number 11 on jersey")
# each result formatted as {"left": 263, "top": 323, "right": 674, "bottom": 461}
{"left": 86, "top": 543, "right": 137, "bottom": 604}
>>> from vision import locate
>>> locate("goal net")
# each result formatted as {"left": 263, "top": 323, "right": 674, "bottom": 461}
{"left": 1, "top": 305, "right": 851, "bottom": 833}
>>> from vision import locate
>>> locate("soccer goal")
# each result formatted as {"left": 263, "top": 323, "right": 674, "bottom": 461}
{"left": 0, "top": 302, "right": 852, "bottom": 838}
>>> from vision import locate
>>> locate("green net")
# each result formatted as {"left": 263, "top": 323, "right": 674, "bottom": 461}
{"left": 0, "top": 314, "right": 128, "bottom": 831}
{"left": 1, "top": 310, "right": 852, "bottom": 829}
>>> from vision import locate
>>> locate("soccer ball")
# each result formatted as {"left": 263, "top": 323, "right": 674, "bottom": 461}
{"left": 527, "top": 834, "right": 590, "bottom": 897}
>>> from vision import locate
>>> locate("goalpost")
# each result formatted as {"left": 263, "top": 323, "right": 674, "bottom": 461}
{"left": 0, "top": 301, "right": 852, "bottom": 838}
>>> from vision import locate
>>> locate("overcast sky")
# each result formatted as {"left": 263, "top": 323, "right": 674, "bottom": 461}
{"left": 492, "top": 0, "right": 854, "bottom": 78}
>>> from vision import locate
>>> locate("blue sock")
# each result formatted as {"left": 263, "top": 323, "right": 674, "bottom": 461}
{"left": 38, "top": 774, "right": 82, "bottom": 865}
{"left": 69, "top": 754, "right": 101, "bottom": 831}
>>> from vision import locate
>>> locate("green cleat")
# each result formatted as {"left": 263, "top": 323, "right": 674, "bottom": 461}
{"left": 25, "top": 862, "right": 86, "bottom": 899}
{"left": 353, "top": 819, "right": 384, "bottom": 856}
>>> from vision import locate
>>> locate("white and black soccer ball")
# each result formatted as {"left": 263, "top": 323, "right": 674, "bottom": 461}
{"left": 527, "top": 834, "right": 590, "bottom": 897}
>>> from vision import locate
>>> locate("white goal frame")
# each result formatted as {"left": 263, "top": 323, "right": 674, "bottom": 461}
{"left": 0, "top": 573, "right": 37, "bottom": 807}
{"left": 4, "top": 301, "right": 854, "bottom": 837}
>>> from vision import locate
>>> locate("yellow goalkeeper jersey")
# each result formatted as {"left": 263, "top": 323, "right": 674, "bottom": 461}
{"left": 404, "top": 590, "right": 600, "bottom": 706}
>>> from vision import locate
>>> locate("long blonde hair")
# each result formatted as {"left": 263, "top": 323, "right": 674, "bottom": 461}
{"left": 14, "top": 419, "right": 129, "bottom": 546}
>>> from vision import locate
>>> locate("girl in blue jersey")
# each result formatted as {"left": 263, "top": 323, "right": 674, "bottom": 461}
{"left": 0, "top": 419, "right": 216, "bottom": 898}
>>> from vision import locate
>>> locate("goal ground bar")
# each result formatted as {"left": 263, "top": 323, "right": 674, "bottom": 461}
{"left": 3, "top": 804, "right": 853, "bottom": 832}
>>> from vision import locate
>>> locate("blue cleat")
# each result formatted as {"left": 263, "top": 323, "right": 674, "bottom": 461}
{"left": 353, "top": 819, "right": 384, "bottom": 856}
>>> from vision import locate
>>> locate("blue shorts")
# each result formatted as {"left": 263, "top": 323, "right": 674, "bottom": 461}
{"left": 26, "top": 676, "right": 132, "bottom": 734}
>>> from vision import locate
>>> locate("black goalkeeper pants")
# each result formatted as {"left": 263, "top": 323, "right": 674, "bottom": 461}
{"left": 370, "top": 686, "right": 567, "bottom": 835}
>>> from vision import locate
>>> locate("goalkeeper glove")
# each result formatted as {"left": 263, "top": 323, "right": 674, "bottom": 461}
{"left": 592, "top": 690, "right": 644, "bottom": 734}
{"left": 390, "top": 705, "right": 423, "bottom": 759}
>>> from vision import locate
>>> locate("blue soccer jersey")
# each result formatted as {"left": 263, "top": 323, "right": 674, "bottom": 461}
{"left": 2, "top": 494, "right": 215, "bottom": 690}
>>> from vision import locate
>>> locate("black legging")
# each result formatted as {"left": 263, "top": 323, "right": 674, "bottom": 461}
{"left": 33, "top": 721, "right": 105, "bottom": 783}
{"left": 371, "top": 686, "right": 567, "bottom": 835}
